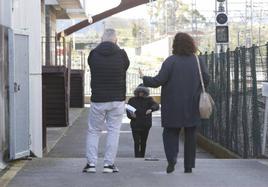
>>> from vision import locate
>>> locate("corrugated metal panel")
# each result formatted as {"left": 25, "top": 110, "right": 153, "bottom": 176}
{"left": 70, "top": 70, "right": 84, "bottom": 108}
{"left": 42, "top": 66, "right": 69, "bottom": 127}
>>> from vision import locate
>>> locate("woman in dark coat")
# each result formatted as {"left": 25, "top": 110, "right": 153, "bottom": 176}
{"left": 126, "top": 84, "right": 159, "bottom": 158}
{"left": 139, "top": 32, "right": 209, "bottom": 173}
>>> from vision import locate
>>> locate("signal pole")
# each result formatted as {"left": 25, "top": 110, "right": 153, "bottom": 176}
{"left": 215, "top": 0, "right": 229, "bottom": 53}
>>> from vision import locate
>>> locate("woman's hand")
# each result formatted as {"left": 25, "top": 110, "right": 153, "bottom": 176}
{"left": 139, "top": 68, "right": 144, "bottom": 79}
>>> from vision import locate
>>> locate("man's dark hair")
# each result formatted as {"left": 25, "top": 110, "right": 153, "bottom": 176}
{"left": 172, "top": 32, "right": 197, "bottom": 56}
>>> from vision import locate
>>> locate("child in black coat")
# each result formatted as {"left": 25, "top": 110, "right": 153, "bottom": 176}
{"left": 126, "top": 84, "right": 159, "bottom": 158}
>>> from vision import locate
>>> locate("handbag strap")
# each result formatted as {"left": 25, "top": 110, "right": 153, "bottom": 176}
{"left": 195, "top": 55, "right": 206, "bottom": 93}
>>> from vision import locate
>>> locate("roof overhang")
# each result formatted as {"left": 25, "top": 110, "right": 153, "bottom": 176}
{"left": 45, "top": 0, "right": 86, "bottom": 19}
{"left": 66, "top": 9, "right": 87, "bottom": 19}
{"left": 58, "top": 0, "right": 83, "bottom": 9}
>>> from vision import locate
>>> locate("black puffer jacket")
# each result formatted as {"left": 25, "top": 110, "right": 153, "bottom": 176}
{"left": 127, "top": 86, "right": 159, "bottom": 130}
{"left": 88, "top": 42, "right": 130, "bottom": 102}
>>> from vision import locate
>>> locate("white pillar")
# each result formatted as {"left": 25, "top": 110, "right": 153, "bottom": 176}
{"left": 27, "top": 0, "right": 43, "bottom": 157}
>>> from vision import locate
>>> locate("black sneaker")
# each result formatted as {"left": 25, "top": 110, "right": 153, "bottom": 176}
{"left": 103, "top": 164, "right": 119, "bottom": 173}
{"left": 83, "top": 163, "right": 96, "bottom": 173}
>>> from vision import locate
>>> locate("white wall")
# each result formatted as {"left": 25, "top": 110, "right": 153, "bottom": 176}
{"left": 0, "top": 0, "right": 12, "bottom": 27}
{"left": 12, "top": 0, "right": 43, "bottom": 157}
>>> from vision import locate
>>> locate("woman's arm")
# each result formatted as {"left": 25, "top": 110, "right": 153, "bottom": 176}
{"left": 142, "top": 59, "right": 172, "bottom": 88}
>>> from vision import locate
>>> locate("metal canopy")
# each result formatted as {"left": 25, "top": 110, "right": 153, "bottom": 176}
{"left": 57, "top": 0, "right": 155, "bottom": 38}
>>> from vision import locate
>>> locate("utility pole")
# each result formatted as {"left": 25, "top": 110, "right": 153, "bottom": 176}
{"left": 245, "top": 0, "right": 253, "bottom": 47}
{"left": 258, "top": 9, "right": 263, "bottom": 46}
{"left": 192, "top": 0, "right": 197, "bottom": 39}
{"left": 149, "top": 0, "right": 154, "bottom": 42}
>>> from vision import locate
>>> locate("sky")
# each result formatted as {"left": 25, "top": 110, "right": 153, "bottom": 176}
{"left": 86, "top": 0, "right": 215, "bottom": 19}
{"left": 86, "top": 0, "right": 268, "bottom": 23}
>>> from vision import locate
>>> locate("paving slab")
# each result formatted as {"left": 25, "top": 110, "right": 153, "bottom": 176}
{"left": 47, "top": 108, "right": 212, "bottom": 159}
{"left": 7, "top": 158, "right": 268, "bottom": 187}
{"left": 46, "top": 108, "right": 85, "bottom": 153}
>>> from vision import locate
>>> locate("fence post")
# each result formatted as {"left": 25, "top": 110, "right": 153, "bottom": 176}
{"left": 63, "top": 37, "right": 66, "bottom": 67}
{"left": 55, "top": 36, "right": 58, "bottom": 66}
{"left": 241, "top": 46, "right": 249, "bottom": 158}
{"left": 204, "top": 51, "right": 208, "bottom": 135}
{"left": 225, "top": 48, "right": 231, "bottom": 148}
{"left": 266, "top": 42, "right": 268, "bottom": 79}
{"left": 250, "top": 44, "right": 262, "bottom": 157}
{"left": 262, "top": 83, "right": 268, "bottom": 155}
{"left": 219, "top": 48, "right": 225, "bottom": 145}
{"left": 231, "top": 47, "right": 239, "bottom": 153}
{"left": 210, "top": 51, "right": 215, "bottom": 140}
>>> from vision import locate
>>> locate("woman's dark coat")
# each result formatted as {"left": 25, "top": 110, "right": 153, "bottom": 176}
{"left": 126, "top": 86, "right": 159, "bottom": 130}
{"left": 143, "top": 55, "right": 209, "bottom": 128}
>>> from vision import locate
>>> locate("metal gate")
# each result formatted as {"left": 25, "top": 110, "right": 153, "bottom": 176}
{"left": 8, "top": 30, "right": 30, "bottom": 159}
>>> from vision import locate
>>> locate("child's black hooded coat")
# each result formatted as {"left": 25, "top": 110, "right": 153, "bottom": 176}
{"left": 126, "top": 85, "right": 159, "bottom": 130}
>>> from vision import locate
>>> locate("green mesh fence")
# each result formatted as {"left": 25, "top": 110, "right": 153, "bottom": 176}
{"left": 199, "top": 43, "right": 268, "bottom": 158}
{"left": 85, "top": 43, "right": 268, "bottom": 158}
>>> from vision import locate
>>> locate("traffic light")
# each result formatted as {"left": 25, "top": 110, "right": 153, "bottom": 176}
{"left": 216, "top": 26, "right": 229, "bottom": 43}
{"left": 216, "top": 13, "right": 228, "bottom": 25}
{"left": 215, "top": 0, "right": 228, "bottom": 44}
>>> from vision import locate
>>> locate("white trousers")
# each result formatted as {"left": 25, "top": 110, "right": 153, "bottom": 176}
{"left": 86, "top": 101, "right": 125, "bottom": 165}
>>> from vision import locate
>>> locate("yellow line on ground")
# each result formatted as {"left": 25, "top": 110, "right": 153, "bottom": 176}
{"left": 0, "top": 160, "right": 27, "bottom": 187}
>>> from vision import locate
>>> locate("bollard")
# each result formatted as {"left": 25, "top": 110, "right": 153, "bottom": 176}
{"left": 262, "top": 82, "right": 268, "bottom": 155}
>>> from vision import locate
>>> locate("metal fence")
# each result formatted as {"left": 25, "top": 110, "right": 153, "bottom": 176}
{"left": 84, "top": 72, "right": 161, "bottom": 96}
{"left": 199, "top": 43, "right": 268, "bottom": 158}
{"left": 126, "top": 73, "right": 161, "bottom": 96}
{"left": 41, "top": 37, "right": 72, "bottom": 67}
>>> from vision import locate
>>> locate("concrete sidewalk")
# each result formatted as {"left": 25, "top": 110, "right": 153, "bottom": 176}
{"left": 6, "top": 158, "right": 268, "bottom": 187}
{"left": 5, "top": 107, "right": 268, "bottom": 187}
{"left": 45, "top": 108, "right": 85, "bottom": 154}
{"left": 47, "top": 108, "right": 212, "bottom": 159}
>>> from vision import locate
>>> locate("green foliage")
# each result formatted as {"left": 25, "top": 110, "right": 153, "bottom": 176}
{"left": 148, "top": 0, "right": 206, "bottom": 35}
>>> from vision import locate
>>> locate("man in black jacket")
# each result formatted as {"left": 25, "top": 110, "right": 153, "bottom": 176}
{"left": 83, "top": 29, "right": 130, "bottom": 173}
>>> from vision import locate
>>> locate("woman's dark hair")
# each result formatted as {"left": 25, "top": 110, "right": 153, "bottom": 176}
{"left": 172, "top": 32, "right": 197, "bottom": 56}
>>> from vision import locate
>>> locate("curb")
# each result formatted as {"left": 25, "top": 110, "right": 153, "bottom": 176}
{"left": 197, "top": 133, "right": 241, "bottom": 159}
{"left": 0, "top": 160, "right": 27, "bottom": 187}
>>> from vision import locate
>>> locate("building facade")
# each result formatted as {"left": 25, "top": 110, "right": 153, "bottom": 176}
{"left": 0, "top": 0, "right": 87, "bottom": 170}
